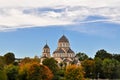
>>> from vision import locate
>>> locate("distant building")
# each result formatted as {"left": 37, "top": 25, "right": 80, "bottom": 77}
{"left": 41, "top": 35, "right": 80, "bottom": 65}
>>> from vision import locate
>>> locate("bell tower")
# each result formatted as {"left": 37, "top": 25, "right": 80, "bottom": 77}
{"left": 42, "top": 43, "right": 50, "bottom": 58}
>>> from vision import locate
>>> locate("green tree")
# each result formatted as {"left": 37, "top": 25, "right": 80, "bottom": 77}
{"left": 111, "top": 59, "right": 120, "bottom": 79}
{"left": 113, "top": 54, "right": 120, "bottom": 62}
{"left": 95, "top": 49, "right": 112, "bottom": 60}
{"left": 76, "top": 52, "right": 88, "bottom": 61}
{"left": 4, "top": 52, "right": 15, "bottom": 65}
{"left": 42, "top": 58, "right": 59, "bottom": 75}
{"left": 42, "top": 58, "right": 59, "bottom": 80}
{"left": 5, "top": 64, "right": 18, "bottom": 80}
{"left": 94, "top": 57, "right": 103, "bottom": 79}
{"left": 65, "top": 65, "right": 85, "bottom": 80}
{"left": 81, "top": 59, "right": 95, "bottom": 78}
{"left": 102, "top": 59, "right": 120, "bottom": 79}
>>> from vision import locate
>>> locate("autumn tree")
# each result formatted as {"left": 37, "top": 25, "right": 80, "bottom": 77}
{"left": 0, "top": 56, "right": 5, "bottom": 70}
{"left": 0, "top": 56, "right": 7, "bottom": 80}
{"left": 19, "top": 62, "right": 53, "bottom": 80}
{"left": 0, "top": 70, "right": 7, "bottom": 80}
{"left": 81, "top": 59, "right": 95, "bottom": 78}
{"left": 65, "top": 65, "right": 85, "bottom": 80}
{"left": 20, "top": 57, "right": 40, "bottom": 65}
{"left": 27, "top": 62, "right": 53, "bottom": 80}
{"left": 19, "top": 62, "right": 30, "bottom": 80}
{"left": 4, "top": 52, "right": 15, "bottom": 65}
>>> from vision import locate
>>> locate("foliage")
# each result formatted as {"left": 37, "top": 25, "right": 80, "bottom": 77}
{"left": 0, "top": 56, "right": 15, "bottom": 80}
{"left": 4, "top": 52, "right": 15, "bottom": 65}
{"left": 0, "top": 56, "right": 5, "bottom": 70}
{"left": 81, "top": 59, "right": 95, "bottom": 78}
{"left": 113, "top": 54, "right": 120, "bottom": 62}
{"left": 20, "top": 57, "right": 40, "bottom": 65}
{"left": 33, "top": 56, "right": 40, "bottom": 63}
{"left": 56, "top": 69, "right": 65, "bottom": 79}
{"left": 42, "top": 58, "right": 59, "bottom": 75}
{"left": 102, "top": 59, "right": 120, "bottom": 79}
{"left": 19, "top": 62, "right": 30, "bottom": 80}
{"left": 0, "top": 70, "right": 7, "bottom": 80}
{"left": 94, "top": 57, "right": 103, "bottom": 78}
{"left": 95, "top": 49, "right": 112, "bottom": 60}
{"left": 76, "top": 52, "right": 88, "bottom": 61}
{"left": 27, "top": 62, "right": 53, "bottom": 80}
{"left": 19, "top": 62, "right": 53, "bottom": 80}
{"left": 5, "top": 64, "right": 18, "bottom": 80}
{"left": 20, "top": 57, "right": 33, "bottom": 64}
{"left": 65, "top": 65, "right": 85, "bottom": 80}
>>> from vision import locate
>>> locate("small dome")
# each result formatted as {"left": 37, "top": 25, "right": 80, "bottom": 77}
{"left": 58, "top": 35, "right": 69, "bottom": 43}
{"left": 43, "top": 44, "right": 49, "bottom": 48}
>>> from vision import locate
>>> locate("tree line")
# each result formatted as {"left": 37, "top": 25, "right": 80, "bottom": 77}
{"left": 0, "top": 49, "right": 120, "bottom": 80}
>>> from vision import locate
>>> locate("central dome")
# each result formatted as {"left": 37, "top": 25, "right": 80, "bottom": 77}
{"left": 58, "top": 35, "right": 69, "bottom": 43}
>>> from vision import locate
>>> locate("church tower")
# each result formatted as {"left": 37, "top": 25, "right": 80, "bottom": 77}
{"left": 42, "top": 44, "right": 50, "bottom": 58}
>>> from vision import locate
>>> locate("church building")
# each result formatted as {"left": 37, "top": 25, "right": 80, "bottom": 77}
{"left": 41, "top": 35, "right": 78, "bottom": 64}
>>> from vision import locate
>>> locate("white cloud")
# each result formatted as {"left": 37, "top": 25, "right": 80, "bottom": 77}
{"left": 0, "top": 0, "right": 120, "bottom": 31}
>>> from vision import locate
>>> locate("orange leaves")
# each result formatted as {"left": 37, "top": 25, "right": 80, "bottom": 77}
{"left": 65, "top": 65, "right": 85, "bottom": 80}
{"left": 19, "top": 61, "right": 53, "bottom": 80}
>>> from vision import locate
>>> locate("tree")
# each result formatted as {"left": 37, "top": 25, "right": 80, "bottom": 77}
{"left": 4, "top": 52, "right": 15, "bottom": 65}
{"left": 20, "top": 57, "right": 40, "bottom": 65}
{"left": 94, "top": 57, "right": 103, "bottom": 79}
{"left": 113, "top": 54, "right": 120, "bottom": 62}
{"left": 0, "top": 70, "right": 7, "bottom": 80}
{"left": 19, "top": 62, "right": 53, "bottom": 80}
{"left": 42, "top": 58, "right": 59, "bottom": 80}
{"left": 0, "top": 56, "right": 7, "bottom": 80}
{"left": 5, "top": 64, "right": 18, "bottom": 80}
{"left": 95, "top": 49, "right": 112, "bottom": 60}
{"left": 19, "top": 62, "right": 30, "bottom": 80}
{"left": 76, "top": 52, "right": 88, "bottom": 61}
{"left": 0, "top": 56, "right": 5, "bottom": 70}
{"left": 65, "top": 65, "right": 85, "bottom": 80}
{"left": 42, "top": 58, "right": 59, "bottom": 75}
{"left": 81, "top": 59, "right": 95, "bottom": 78}
{"left": 27, "top": 62, "right": 53, "bottom": 80}
{"left": 110, "top": 59, "right": 120, "bottom": 79}
{"left": 102, "top": 59, "right": 120, "bottom": 79}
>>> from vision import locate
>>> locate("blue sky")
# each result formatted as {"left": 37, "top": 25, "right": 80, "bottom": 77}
{"left": 0, "top": 0, "right": 120, "bottom": 58}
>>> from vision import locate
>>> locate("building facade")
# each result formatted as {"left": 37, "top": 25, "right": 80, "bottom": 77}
{"left": 53, "top": 35, "right": 75, "bottom": 63}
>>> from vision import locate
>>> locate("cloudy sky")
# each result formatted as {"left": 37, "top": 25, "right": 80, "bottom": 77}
{"left": 0, "top": 0, "right": 120, "bottom": 58}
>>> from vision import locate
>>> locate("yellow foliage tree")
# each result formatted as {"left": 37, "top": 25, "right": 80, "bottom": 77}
{"left": 65, "top": 65, "right": 85, "bottom": 80}
{"left": 19, "top": 62, "right": 53, "bottom": 80}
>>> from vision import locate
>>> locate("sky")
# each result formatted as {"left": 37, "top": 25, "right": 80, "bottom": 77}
{"left": 0, "top": 0, "right": 120, "bottom": 58}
